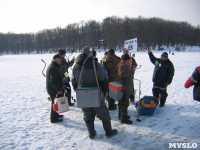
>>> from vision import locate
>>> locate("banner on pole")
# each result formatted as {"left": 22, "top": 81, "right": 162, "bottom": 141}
{"left": 124, "top": 38, "right": 137, "bottom": 53}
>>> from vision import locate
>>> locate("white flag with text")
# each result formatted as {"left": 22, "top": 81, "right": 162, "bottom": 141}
{"left": 124, "top": 38, "right": 137, "bottom": 53}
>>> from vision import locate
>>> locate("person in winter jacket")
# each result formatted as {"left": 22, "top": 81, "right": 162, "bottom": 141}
{"left": 148, "top": 50, "right": 175, "bottom": 107}
{"left": 46, "top": 54, "right": 64, "bottom": 123}
{"left": 121, "top": 48, "right": 138, "bottom": 102}
{"left": 58, "top": 49, "right": 75, "bottom": 106}
{"left": 103, "top": 49, "right": 121, "bottom": 110}
{"left": 184, "top": 66, "right": 200, "bottom": 101}
{"left": 72, "top": 46, "right": 117, "bottom": 139}
{"left": 115, "top": 54, "right": 134, "bottom": 124}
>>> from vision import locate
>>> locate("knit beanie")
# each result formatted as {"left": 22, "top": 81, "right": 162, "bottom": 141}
{"left": 161, "top": 52, "right": 168, "bottom": 58}
{"left": 108, "top": 49, "right": 115, "bottom": 56}
{"left": 58, "top": 49, "right": 66, "bottom": 55}
{"left": 53, "top": 54, "right": 61, "bottom": 59}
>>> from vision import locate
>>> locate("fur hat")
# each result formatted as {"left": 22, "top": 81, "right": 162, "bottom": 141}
{"left": 53, "top": 54, "right": 61, "bottom": 59}
{"left": 121, "top": 54, "right": 131, "bottom": 61}
{"left": 108, "top": 49, "right": 115, "bottom": 56}
{"left": 161, "top": 52, "right": 168, "bottom": 58}
{"left": 82, "top": 46, "right": 91, "bottom": 55}
{"left": 58, "top": 49, "right": 66, "bottom": 55}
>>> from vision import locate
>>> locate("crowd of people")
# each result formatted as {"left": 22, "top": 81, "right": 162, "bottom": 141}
{"left": 46, "top": 46, "right": 199, "bottom": 139}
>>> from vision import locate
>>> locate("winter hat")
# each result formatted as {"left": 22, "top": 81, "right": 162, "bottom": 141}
{"left": 161, "top": 52, "right": 168, "bottom": 58}
{"left": 92, "top": 50, "right": 97, "bottom": 57}
{"left": 53, "top": 54, "right": 61, "bottom": 60}
{"left": 108, "top": 49, "right": 115, "bottom": 56}
{"left": 58, "top": 49, "right": 66, "bottom": 55}
{"left": 104, "top": 51, "right": 109, "bottom": 55}
{"left": 121, "top": 54, "right": 131, "bottom": 61}
{"left": 123, "top": 48, "right": 128, "bottom": 53}
{"left": 82, "top": 46, "right": 91, "bottom": 55}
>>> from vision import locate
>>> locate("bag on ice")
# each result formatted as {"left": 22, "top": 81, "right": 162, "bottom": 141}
{"left": 53, "top": 96, "right": 69, "bottom": 113}
{"left": 136, "top": 96, "right": 159, "bottom": 115}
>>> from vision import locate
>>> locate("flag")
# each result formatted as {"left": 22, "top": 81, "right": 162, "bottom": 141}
{"left": 124, "top": 38, "right": 137, "bottom": 53}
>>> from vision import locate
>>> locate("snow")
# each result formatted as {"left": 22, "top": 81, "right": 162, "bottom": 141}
{"left": 0, "top": 51, "right": 200, "bottom": 150}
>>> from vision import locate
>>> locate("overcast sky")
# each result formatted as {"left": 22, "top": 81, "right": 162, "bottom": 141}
{"left": 0, "top": 0, "right": 199, "bottom": 33}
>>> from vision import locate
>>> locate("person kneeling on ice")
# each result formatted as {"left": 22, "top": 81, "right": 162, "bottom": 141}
{"left": 148, "top": 50, "right": 175, "bottom": 107}
{"left": 72, "top": 46, "right": 117, "bottom": 139}
{"left": 184, "top": 66, "right": 200, "bottom": 101}
{"left": 115, "top": 54, "right": 134, "bottom": 124}
{"left": 46, "top": 54, "right": 64, "bottom": 123}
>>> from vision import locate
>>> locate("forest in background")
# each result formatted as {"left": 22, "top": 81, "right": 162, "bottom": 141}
{"left": 0, "top": 16, "right": 200, "bottom": 54}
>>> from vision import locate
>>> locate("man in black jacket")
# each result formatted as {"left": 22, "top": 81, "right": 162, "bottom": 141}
{"left": 72, "top": 46, "right": 117, "bottom": 139}
{"left": 148, "top": 50, "right": 175, "bottom": 107}
{"left": 46, "top": 54, "right": 64, "bottom": 123}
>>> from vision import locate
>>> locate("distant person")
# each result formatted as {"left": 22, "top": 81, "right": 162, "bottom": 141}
{"left": 58, "top": 49, "right": 75, "bottom": 106}
{"left": 148, "top": 50, "right": 175, "bottom": 107}
{"left": 103, "top": 49, "right": 121, "bottom": 110}
{"left": 92, "top": 50, "right": 98, "bottom": 62}
{"left": 115, "top": 54, "right": 134, "bottom": 124}
{"left": 121, "top": 48, "right": 137, "bottom": 102}
{"left": 46, "top": 54, "right": 64, "bottom": 123}
{"left": 100, "top": 51, "right": 109, "bottom": 65}
{"left": 184, "top": 66, "right": 200, "bottom": 101}
{"left": 72, "top": 46, "right": 117, "bottom": 139}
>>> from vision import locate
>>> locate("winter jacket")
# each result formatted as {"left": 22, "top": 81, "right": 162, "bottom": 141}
{"left": 60, "top": 57, "right": 74, "bottom": 83}
{"left": 103, "top": 55, "right": 121, "bottom": 82}
{"left": 184, "top": 66, "right": 200, "bottom": 101}
{"left": 148, "top": 52, "right": 175, "bottom": 88}
{"left": 121, "top": 54, "right": 138, "bottom": 69}
{"left": 46, "top": 61, "right": 63, "bottom": 96}
{"left": 115, "top": 61, "right": 134, "bottom": 95}
{"left": 72, "top": 54, "right": 108, "bottom": 94}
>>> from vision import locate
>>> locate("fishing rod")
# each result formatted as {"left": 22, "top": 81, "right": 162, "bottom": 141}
{"left": 41, "top": 59, "right": 46, "bottom": 77}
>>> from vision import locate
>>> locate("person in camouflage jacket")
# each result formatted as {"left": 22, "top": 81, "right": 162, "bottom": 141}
{"left": 115, "top": 54, "right": 134, "bottom": 124}
{"left": 103, "top": 49, "right": 121, "bottom": 110}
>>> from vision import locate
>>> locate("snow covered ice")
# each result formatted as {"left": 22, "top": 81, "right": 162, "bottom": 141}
{"left": 0, "top": 51, "right": 200, "bottom": 150}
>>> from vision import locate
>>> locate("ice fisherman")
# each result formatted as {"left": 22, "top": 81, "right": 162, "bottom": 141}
{"left": 115, "top": 54, "right": 134, "bottom": 124}
{"left": 184, "top": 66, "right": 200, "bottom": 101}
{"left": 121, "top": 48, "right": 137, "bottom": 102}
{"left": 148, "top": 50, "right": 175, "bottom": 107}
{"left": 72, "top": 46, "right": 117, "bottom": 139}
{"left": 46, "top": 54, "right": 64, "bottom": 123}
{"left": 57, "top": 49, "right": 75, "bottom": 106}
{"left": 103, "top": 49, "right": 121, "bottom": 110}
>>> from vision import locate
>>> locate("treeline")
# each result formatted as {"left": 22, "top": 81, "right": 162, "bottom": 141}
{"left": 0, "top": 16, "right": 200, "bottom": 54}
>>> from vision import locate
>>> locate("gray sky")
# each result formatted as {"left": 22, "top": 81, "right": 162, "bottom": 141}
{"left": 0, "top": 0, "right": 199, "bottom": 33}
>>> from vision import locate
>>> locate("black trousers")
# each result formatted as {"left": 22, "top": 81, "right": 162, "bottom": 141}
{"left": 63, "top": 82, "right": 72, "bottom": 103}
{"left": 50, "top": 94, "right": 59, "bottom": 121}
{"left": 152, "top": 87, "right": 168, "bottom": 104}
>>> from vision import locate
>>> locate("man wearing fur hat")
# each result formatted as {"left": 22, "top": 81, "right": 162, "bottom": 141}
{"left": 72, "top": 46, "right": 117, "bottom": 139}
{"left": 57, "top": 49, "right": 75, "bottom": 106}
{"left": 148, "top": 50, "right": 175, "bottom": 107}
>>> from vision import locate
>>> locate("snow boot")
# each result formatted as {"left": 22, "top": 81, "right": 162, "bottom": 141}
{"left": 85, "top": 120, "right": 96, "bottom": 139}
{"left": 120, "top": 115, "right": 133, "bottom": 124}
{"left": 51, "top": 118, "right": 63, "bottom": 123}
{"left": 129, "top": 94, "right": 135, "bottom": 103}
{"left": 118, "top": 108, "right": 130, "bottom": 120}
{"left": 102, "top": 120, "right": 118, "bottom": 138}
{"left": 58, "top": 114, "right": 64, "bottom": 118}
